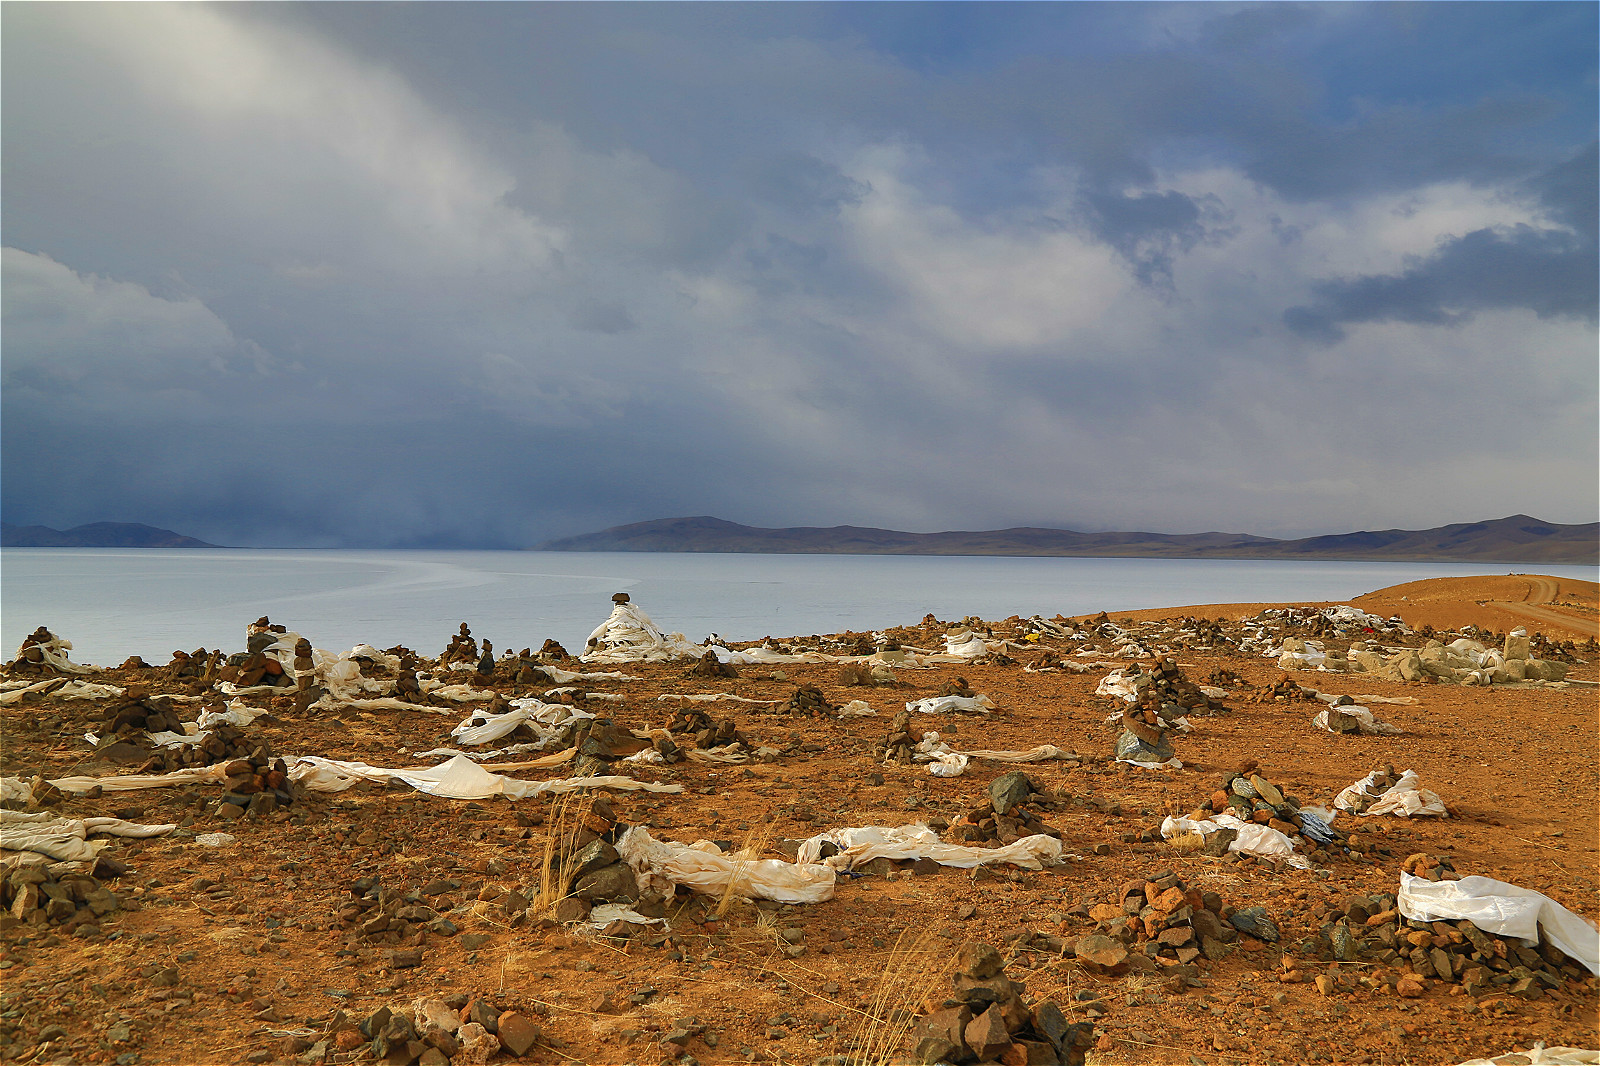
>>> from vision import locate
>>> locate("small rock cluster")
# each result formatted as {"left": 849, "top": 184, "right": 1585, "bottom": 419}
{"left": 1142, "top": 656, "right": 1227, "bottom": 716}
{"left": 909, "top": 941, "right": 1093, "bottom": 1066}
{"left": 1080, "top": 870, "right": 1271, "bottom": 973}
{"left": 689, "top": 650, "right": 739, "bottom": 679}
{"left": 881, "top": 708, "right": 917, "bottom": 765}
{"left": 336, "top": 877, "right": 461, "bottom": 945}
{"left": 1111, "top": 703, "right": 1176, "bottom": 765}
{"left": 1286, "top": 873, "right": 1593, "bottom": 1002}
{"left": 947, "top": 772, "right": 1063, "bottom": 846}
{"left": 439, "top": 623, "right": 479, "bottom": 668}
{"left": 209, "top": 753, "right": 295, "bottom": 820}
{"left": 1191, "top": 765, "right": 1351, "bottom": 862}
{"left": 662, "top": 708, "right": 752, "bottom": 758}
{"left": 779, "top": 685, "right": 837, "bottom": 718}
{"left": 3, "top": 859, "right": 123, "bottom": 934}
{"left": 314, "top": 994, "right": 538, "bottom": 1065}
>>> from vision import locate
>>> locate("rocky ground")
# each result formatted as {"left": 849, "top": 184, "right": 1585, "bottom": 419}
{"left": 1, "top": 574, "right": 1596, "bottom": 1066}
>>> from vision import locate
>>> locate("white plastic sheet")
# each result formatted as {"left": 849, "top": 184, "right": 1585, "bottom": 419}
{"left": 616, "top": 826, "right": 836, "bottom": 903}
{"left": 1312, "top": 705, "right": 1403, "bottom": 736}
{"left": 796, "top": 824, "right": 1066, "bottom": 871}
{"left": 288, "top": 754, "right": 682, "bottom": 801}
{"left": 0, "top": 810, "right": 176, "bottom": 861}
{"left": 1160, "top": 813, "right": 1311, "bottom": 869}
{"left": 451, "top": 700, "right": 594, "bottom": 748}
{"left": 1334, "top": 769, "right": 1447, "bottom": 817}
{"left": 1399, "top": 873, "right": 1599, "bottom": 975}
{"left": 1455, "top": 1045, "right": 1599, "bottom": 1066}
{"left": 1095, "top": 670, "right": 1140, "bottom": 703}
{"left": 582, "top": 603, "right": 705, "bottom": 664}
{"left": 906, "top": 694, "right": 995, "bottom": 715}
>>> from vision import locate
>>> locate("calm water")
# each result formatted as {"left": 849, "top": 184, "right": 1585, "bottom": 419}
{"left": 2, "top": 549, "right": 1594, "bottom": 666}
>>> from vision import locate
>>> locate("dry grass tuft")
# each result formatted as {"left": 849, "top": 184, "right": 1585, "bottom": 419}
{"left": 530, "top": 791, "right": 592, "bottom": 917}
{"left": 714, "top": 817, "right": 776, "bottom": 919}
{"left": 848, "top": 921, "right": 950, "bottom": 1066}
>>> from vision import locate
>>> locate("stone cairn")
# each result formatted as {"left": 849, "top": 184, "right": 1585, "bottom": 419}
{"left": 8, "top": 626, "right": 62, "bottom": 673}
{"left": 881, "top": 707, "right": 916, "bottom": 765}
{"left": 3, "top": 860, "right": 124, "bottom": 935}
{"left": 947, "top": 772, "right": 1063, "bottom": 846}
{"left": 1079, "top": 870, "right": 1270, "bottom": 974}
{"left": 689, "top": 649, "right": 739, "bottom": 679}
{"left": 665, "top": 707, "right": 751, "bottom": 754}
{"left": 1282, "top": 858, "right": 1595, "bottom": 1002}
{"left": 1112, "top": 701, "right": 1176, "bottom": 765}
{"left": 1145, "top": 655, "right": 1227, "bottom": 715}
{"left": 440, "top": 623, "right": 477, "bottom": 668}
{"left": 571, "top": 717, "right": 626, "bottom": 777}
{"left": 1252, "top": 678, "right": 1318, "bottom": 703}
{"left": 537, "top": 638, "right": 570, "bottom": 662}
{"left": 1188, "top": 764, "right": 1355, "bottom": 863}
{"left": 909, "top": 941, "right": 1093, "bottom": 1066}
{"left": 779, "top": 684, "right": 837, "bottom": 718}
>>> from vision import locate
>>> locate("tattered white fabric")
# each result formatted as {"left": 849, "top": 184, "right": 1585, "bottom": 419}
{"left": 1276, "top": 640, "right": 1327, "bottom": 670}
{"left": 288, "top": 754, "right": 682, "bottom": 801}
{"left": 1095, "top": 670, "right": 1140, "bottom": 703}
{"left": 0, "top": 809, "right": 177, "bottom": 861}
{"left": 1335, "top": 769, "right": 1447, "bottom": 817}
{"left": 416, "top": 746, "right": 573, "bottom": 766}
{"left": 144, "top": 701, "right": 268, "bottom": 748}
{"left": 451, "top": 700, "right": 594, "bottom": 748}
{"left": 838, "top": 700, "right": 877, "bottom": 718}
{"left": 585, "top": 903, "right": 667, "bottom": 930}
{"left": 10, "top": 634, "right": 98, "bottom": 674}
{"left": 906, "top": 694, "right": 995, "bottom": 715}
{"left": 706, "top": 644, "right": 831, "bottom": 665}
{"left": 616, "top": 826, "right": 836, "bottom": 904}
{"left": 911, "top": 734, "right": 1075, "bottom": 777}
{"left": 0, "top": 778, "right": 33, "bottom": 804}
{"left": 1454, "top": 1045, "right": 1599, "bottom": 1066}
{"left": 1160, "top": 813, "right": 1311, "bottom": 869}
{"left": 943, "top": 630, "right": 992, "bottom": 659}
{"left": 46, "top": 765, "right": 228, "bottom": 795}
{"left": 0, "top": 678, "right": 120, "bottom": 705}
{"left": 1400, "top": 873, "right": 1599, "bottom": 976}
{"left": 423, "top": 682, "right": 499, "bottom": 703}
{"left": 653, "top": 693, "right": 782, "bottom": 706}
{"left": 582, "top": 603, "right": 705, "bottom": 664}
{"left": 1311, "top": 705, "right": 1404, "bottom": 736}
{"left": 311, "top": 696, "right": 455, "bottom": 714}
{"left": 796, "top": 824, "right": 1066, "bottom": 871}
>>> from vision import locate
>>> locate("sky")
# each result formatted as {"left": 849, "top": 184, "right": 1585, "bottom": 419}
{"left": 3, "top": 2, "right": 1596, "bottom": 549}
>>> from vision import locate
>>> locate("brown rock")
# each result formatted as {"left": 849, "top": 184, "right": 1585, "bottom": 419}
{"left": 955, "top": 941, "right": 1006, "bottom": 980}
{"left": 1074, "top": 934, "right": 1129, "bottom": 975}
{"left": 964, "top": 1004, "right": 1012, "bottom": 1061}
{"left": 495, "top": 1011, "right": 541, "bottom": 1056}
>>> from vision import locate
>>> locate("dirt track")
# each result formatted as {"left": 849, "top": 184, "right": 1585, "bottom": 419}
{"left": 1, "top": 575, "right": 1596, "bottom": 1066}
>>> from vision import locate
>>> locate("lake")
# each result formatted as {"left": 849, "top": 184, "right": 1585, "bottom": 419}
{"left": 2, "top": 549, "right": 1594, "bottom": 666}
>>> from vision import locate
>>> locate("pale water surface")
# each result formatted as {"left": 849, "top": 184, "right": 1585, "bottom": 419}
{"left": 2, "top": 549, "right": 1594, "bottom": 666}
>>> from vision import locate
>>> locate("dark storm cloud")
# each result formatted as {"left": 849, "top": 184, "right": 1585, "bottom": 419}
{"left": 2, "top": 2, "right": 1595, "bottom": 545}
{"left": 1285, "top": 144, "right": 1600, "bottom": 342}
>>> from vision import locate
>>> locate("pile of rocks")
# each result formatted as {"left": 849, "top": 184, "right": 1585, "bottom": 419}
{"left": 1144, "top": 656, "right": 1227, "bottom": 716}
{"left": 909, "top": 941, "right": 1093, "bottom": 1066}
{"left": 3, "top": 859, "right": 123, "bottom": 935}
{"left": 664, "top": 709, "right": 751, "bottom": 753}
{"left": 1252, "top": 679, "right": 1317, "bottom": 703}
{"left": 336, "top": 877, "right": 462, "bottom": 946}
{"left": 1287, "top": 872, "right": 1593, "bottom": 1001}
{"left": 1191, "top": 766, "right": 1349, "bottom": 861}
{"left": 161, "top": 648, "right": 219, "bottom": 687}
{"left": 881, "top": 708, "right": 917, "bottom": 765}
{"left": 947, "top": 772, "right": 1063, "bottom": 846}
{"left": 99, "top": 693, "right": 186, "bottom": 746}
{"left": 837, "top": 661, "right": 895, "bottom": 686}
{"left": 440, "top": 624, "right": 479, "bottom": 668}
{"left": 689, "top": 650, "right": 739, "bottom": 679}
{"left": 209, "top": 753, "right": 295, "bottom": 819}
{"left": 337, "top": 995, "right": 535, "bottom": 1065}
{"left": 538, "top": 638, "right": 570, "bottom": 662}
{"left": 779, "top": 685, "right": 837, "bottom": 718}
{"left": 1080, "top": 870, "right": 1270, "bottom": 971}
{"left": 1112, "top": 704, "right": 1177, "bottom": 766}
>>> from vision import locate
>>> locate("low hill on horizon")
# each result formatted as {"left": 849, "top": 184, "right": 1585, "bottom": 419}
{"left": 1, "top": 522, "right": 222, "bottom": 548}
{"left": 536, "top": 514, "right": 1598, "bottom": 564}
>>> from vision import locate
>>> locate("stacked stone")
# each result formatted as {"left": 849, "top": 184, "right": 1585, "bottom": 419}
{"left": 101, "top": 694, "right": 186, "bottom": 740}
{"left": 1081, "top": 871, "right": 1266, "bottom": 972}
{"left": 292, "top": 639, "right": 315, "bottom": 691}
{"left": 571, "top": 717, "right": 626, "bottom": 777}
{"left": 3, "top": 860, "right": 123, "bottom": 934}
{"left": 1112, "top": 703, "right": 1176, "bottom": 765}
{"left": 909, "top": 941, "right": 1093, "bottom": 1066}
{"left": 537, "top": 638, "right": 570, "bottom": 662}
{"left": 8, "top": 626, "right": 61, "bottom": 673}
{"left": 947, "top": 772, "right": 1063, "bottom": 846}
{"left": 512, "top": 656, "right": 557, "bottom": 687}
{"left": 1253, "top": 678, "right": 1317, "bottom": 703}
{"left": 210, "top": 751, "right": 294, "bottom": 819}
{"left": 1287, "top": 866, "right": 1593, "bottom": 1001}
{"left": 162, "top": 649, "right": 218, "bottom": 686}
{"left": 1145, "top": 655, "right": 1226, "bottom": 715}
{"left": 440, "top": 623, "right": 478, "bottom": 668}
{"left": 1192, "top": 767, "right": 1349, "bottom": 861}
{"left": 780, "top": 684, "right": 837, "bottom": 718}
{"left": 336, "top": 878, "right": 461, "bottom": 946}
{"left": 689, "top": 650, "right": 739, "bottom": 678}
{"left": 882, "top": 708, "right": 916, "bottom": 765}
{"left": 395, "top": 661, "right": 426, "bottom": 704}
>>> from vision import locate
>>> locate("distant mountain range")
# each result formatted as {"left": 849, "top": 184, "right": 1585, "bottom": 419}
{"left": 1, "top": 522, "right": 221, "bottom": 548}
{"left": 537, "top": 514, "right": 1599, "bottom": 564}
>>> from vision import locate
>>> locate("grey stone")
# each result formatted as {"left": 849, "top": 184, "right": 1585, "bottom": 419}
{"left": 574, "top": 862, "right": 639, "bottom": 903}
{"left": 988, "top": 771, "right": 1035, "bottom": 816}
